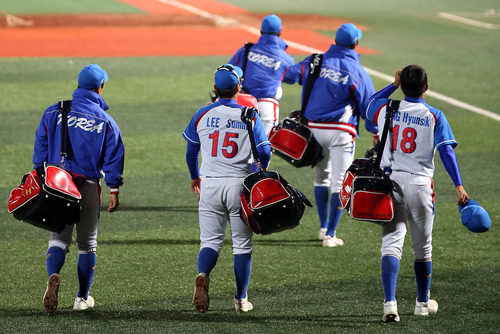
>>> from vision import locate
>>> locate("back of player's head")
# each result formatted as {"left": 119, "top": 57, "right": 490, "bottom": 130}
{"left": 261, "top": 14, "right": 282, "bottom": 35}
{"left": 335, "top": 23, "right": 362, "bottom": 47}
{"left": 78, "top": 64, "right": 108, "bottom": 90}
{"left": 214, "top": 64, "right": 243, "bottom": 98}
{"left": 400, "top": 64, "right": 428, "bottom": 97}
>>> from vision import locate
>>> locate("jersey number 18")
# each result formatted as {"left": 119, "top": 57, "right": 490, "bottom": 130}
{"left": 391, "top": 125, "right": 417, "bottom": 154}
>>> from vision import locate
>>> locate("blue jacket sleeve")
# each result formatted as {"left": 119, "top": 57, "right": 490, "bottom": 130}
{"left": 102, "top": 119, "right": 125, "bottom": 188}
{"left": 282, "top": 61, "right": 306, "bottom": 85}
{"left": 438, "top": 144, "right": 463, "bottom": 186}
{"left": 186, "top": 141, "right": 200, "bottom": 180}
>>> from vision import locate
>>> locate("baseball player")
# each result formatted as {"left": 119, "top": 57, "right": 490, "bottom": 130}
{"left": 35, "top": 64, "right": 125, "bottom": 313}
{"left": 282, "top": 23, "right": 379, "bottom": 247}
{"left": 183, "top": 64, "right": 271, "bottom": 313}
{"left": 228, "top": 14, "right": 295, "bottom": 136}
{"left": 366, "top": 65, "right": 469, "bottom": 322}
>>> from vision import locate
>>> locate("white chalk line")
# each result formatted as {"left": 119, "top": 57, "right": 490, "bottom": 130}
{"left": 157, "top": 0, "right": 500, "bottom": 122}
{"left": 438, "top": 12, "right": 500, "bottom": 30}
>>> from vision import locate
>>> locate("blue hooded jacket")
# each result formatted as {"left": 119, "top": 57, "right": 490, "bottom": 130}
{"left": 283, "top": 44, "right": 378, "bottom": 136}
{"left": 33, "top": 88, "right": 124, "bottom": 188}
{"left": 229, "top": 34, "right": 295, "bottom": 100}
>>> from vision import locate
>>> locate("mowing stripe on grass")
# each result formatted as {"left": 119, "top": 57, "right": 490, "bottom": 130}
{"left": 438, "top": 12, "right": 500, "bottom": 30}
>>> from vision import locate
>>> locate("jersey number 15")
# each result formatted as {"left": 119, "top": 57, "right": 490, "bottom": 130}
{"left": 209, "top": 131, "right": 239, "bottom": 158}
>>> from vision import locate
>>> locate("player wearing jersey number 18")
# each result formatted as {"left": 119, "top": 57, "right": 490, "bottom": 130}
{"left": 183, "top": 64, "right": 271, "bottom": 313}
{"left": 366, "top": 65, "right": 469, "bottom": 322}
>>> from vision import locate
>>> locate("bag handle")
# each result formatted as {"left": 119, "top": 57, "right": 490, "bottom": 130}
{"left": 299, "top": 53, "right": 323, "bottom": 121}
{"left": 58, "top": 100, "right": 72, "bottom": 166}
{"left": 374, "top": 99, "right": 400, "bottom": 173}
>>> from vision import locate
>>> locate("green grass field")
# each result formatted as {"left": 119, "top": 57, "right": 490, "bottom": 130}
{"left": 1, "top": 1, "right": 499, "bottom": 333}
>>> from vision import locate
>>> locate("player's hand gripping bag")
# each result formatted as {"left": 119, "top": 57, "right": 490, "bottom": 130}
{"left": 268, "top": 111, "right": 323, "bottom": 168}
{"left": 8, "top": 162, "right": 84, "bottom": 232}
{"left": 240, "top": 170, "right": 313, "bottom": 235}
{"left": 340, "top": 158, "right": 394, "bottom": 224}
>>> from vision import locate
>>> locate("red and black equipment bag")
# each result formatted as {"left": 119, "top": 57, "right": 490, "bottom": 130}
{"left": 340, "top": 99, "right": 400, "bottom": 225}
{"left": 239, "top": 107, "right": 313, "bottom": 235}
{"left": 240, "top": 171, "right": 312, "bottom": 235}
{"left": 268, "top": 111, "right": 323, "bottom": 168}
{"left": 269, "top": 53, "right": 324, "bottom": 168}
{"left": 7, "top": 100, "right": 84, "bottom": 233}
{"left": 8, "top": 162, "right": 83, "bottom": 232}
{"left": 340, "top": 158, "right": 394, "bottom": 224}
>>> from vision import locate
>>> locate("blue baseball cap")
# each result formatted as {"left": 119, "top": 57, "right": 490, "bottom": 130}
{"left": 214, "top": 64, "right": 243, "bottom": 90}
{"left": 78, "top": 64, "right": 108, "bottom": 90}
{"left": 261, "top": 14, "right": 282, "bottom": 34}
{"left": 336, "top": 23, "right": 362, "bottom": 46}
{"left": 459, "top": 199, "right": 491, "bottom": 233}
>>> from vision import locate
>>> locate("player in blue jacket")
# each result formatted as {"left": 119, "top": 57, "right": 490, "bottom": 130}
{"left": 366, "top": 65, "right": 469, "bottom": 322}
{"left": 184, "top": 64, "right": 271, "bottom": 313}
{"left": 35, "top": 64, "right": 125, "bottom": 313}
{"left": 228, "top": 14, "right": 295, "bottom": 135}
{"left": 282, "top": 23, "right": 379, "bottom": 247}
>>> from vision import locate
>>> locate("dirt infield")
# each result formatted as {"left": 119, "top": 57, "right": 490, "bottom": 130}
{"left": 0, "top": 0, "right": 379, "bottom": 58}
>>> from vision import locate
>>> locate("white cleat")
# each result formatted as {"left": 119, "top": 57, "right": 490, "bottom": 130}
{"left": 73, "top": 296, "right": 95, "bottom": 310}
{"left": 235, "top": 296, "right": 253, "bottom": 312}
{"left": 318, "top": 228, "right": 328, "bottom": 240}
{"left": 383, "top": 300, "right": 400, "bottom": 322}
{"left": 414, "top": 298, "right": 438, "bottom": 316}
{"left": 322, "top": 235, "right": 344, "bottom": 247}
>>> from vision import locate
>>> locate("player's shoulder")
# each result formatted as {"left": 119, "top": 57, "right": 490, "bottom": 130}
{"left": 43, "top": 102, "right": 59, "bottom": 115}
{"left": 194, "top": 101, "right": 220, "bottom": 116}
{"left": 422, "top": 102, "right": 447, "bottom": 121}
{"left": 102, "top": 111, "right": 121, "bottom": 131}
{"left": 368, "top": 97, "right": 389, "bottom": 111}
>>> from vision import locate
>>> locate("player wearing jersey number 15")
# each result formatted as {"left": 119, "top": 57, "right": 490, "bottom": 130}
{"left": 366, "top": 65, "right": 469, "bottom": 323}
{"left": 183, "top": 64, "right": 271, "bottom": 313}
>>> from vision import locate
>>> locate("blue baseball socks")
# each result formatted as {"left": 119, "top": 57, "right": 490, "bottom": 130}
{"left": 234, "top": 253, "right": 252, "bottom": 299}
{"left": 381, "top": 255, "right": 400, "bottom": 302}
{"left": 77, "top": 252, "right": 96, "bottom": 299}
{"left": 414, "top": 260, "right": 432, "bottom": 302}
{"left": 46, "top": 246, "right": 66, "bottom": 278}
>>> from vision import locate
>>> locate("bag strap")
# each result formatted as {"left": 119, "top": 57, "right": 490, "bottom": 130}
{"left": 241, "top": 107, "right": 261, "bottom": 169}
{"left": 300, "top": 53, "right": 323, "bottom": 119}
{"left": 58, "top": 100, "right": 72, "bottom": 166}
{"left": 374, "top": 99, "right": 400, "bottom": 172}
{"left": 240, "top": 42, "right": 254, "bottom": 81}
